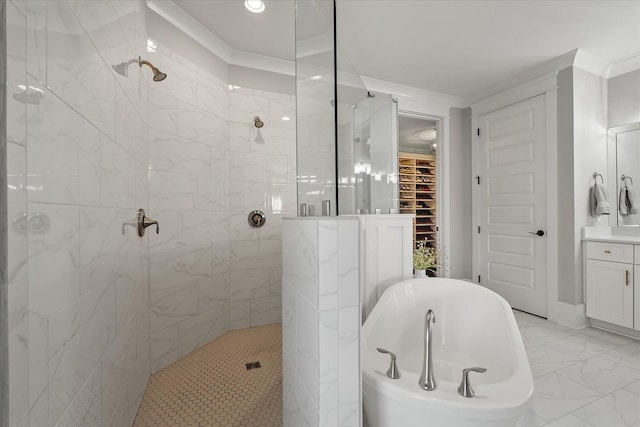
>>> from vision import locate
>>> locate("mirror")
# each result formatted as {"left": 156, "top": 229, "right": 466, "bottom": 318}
{"left": 609, "top": 123, "right": 640, "bottom": 225}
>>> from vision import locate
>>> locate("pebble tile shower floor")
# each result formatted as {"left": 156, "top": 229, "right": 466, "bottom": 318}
{"left": 134, "top": 324, "right": 282, "bottom": 427}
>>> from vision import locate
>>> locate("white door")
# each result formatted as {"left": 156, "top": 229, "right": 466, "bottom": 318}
{"left": 477, "top": 94, "right": 547, "bottom": 317}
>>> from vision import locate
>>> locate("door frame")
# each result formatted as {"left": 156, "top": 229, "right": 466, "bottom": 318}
{"left": 470, "top": 73, "right": 559, "bottom": 322}
{"left": 398, "top": 109, "right": 450, "bottom": 277}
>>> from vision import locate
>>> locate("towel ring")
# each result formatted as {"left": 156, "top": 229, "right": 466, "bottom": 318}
{"left": 592, "top": 172, "right": 603, "bottom": 184}
{"left": 622, "top": 175, "right": 633, "bottom": 185}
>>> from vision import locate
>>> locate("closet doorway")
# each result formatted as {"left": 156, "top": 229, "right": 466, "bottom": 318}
{"left": 398, "top": 115, "right": 440, "bottom": 251}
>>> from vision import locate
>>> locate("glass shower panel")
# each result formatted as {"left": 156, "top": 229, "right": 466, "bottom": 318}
{"left": 295, "top": 0, "right": 337, "bottom": 215}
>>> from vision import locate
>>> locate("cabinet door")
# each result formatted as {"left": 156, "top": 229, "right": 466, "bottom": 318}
{"left": 586, "top": 260, "right": 633, "bottom": 328}
{"left": 636, "top": 266, "right": 640, "bottom": 331}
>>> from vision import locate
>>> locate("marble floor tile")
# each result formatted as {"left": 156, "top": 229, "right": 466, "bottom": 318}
{"left": 600, "top": 341, "right": 640, "bottom": 370}
{"left": 544, "top": 414, "right": 595, "bottom": 427}
{"left": 572, "top": 389, "right": 640, "bottom": 427}
{"left": 555, "top": 355, "right": 640, "bottom": 395}
{"left": 545, "top": 332, "right": 621, "bottom": 361}
{"left": 531, "top": 372, "right": 601, "bottom": 422}
{"left": 520, "top": 321, "right": 579, "bottom": 348}
{"left": 522, "top": 410, "right": 547, "bottom": 427}
{"left": 623, "top": 379, "right": 640, "bottom": 395}
{"left": 578, "top": 327, "right": 636, "bottom": 346}
{"left": 526, "top": 345, "right": 581, "bottom": 378}
{"left": 514, "top": 310, "right": 547, "bottom": 329}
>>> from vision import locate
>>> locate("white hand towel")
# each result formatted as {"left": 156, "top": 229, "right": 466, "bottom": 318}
{"left": 620, "top": 187, "right": 629, "bottom": 216}
{"left": 627, "top": 183, "right": 638, "bottom": 215}
{"left": 594, "top": 183, "right": 611, "bottom": 215}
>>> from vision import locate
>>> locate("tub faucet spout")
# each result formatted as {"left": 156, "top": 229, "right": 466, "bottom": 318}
{"left": 418, "top": 309, "right": 437, "bottom": 391}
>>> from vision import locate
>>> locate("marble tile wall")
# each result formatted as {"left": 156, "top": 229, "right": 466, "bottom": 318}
{"left": 146, "top": 38, "right": 296, "bottom": 371}
{"left": 6, "top": 1, "right": 151, "bottom": 426}
{"left": 282, "top": 217, "right": 361, "bottom": 427}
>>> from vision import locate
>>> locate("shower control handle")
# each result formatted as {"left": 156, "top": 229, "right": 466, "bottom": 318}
{"left": 377, "top": 348, "right": 400, "bottom": 379}
{"left": 122, "top": 209, "right": 159, "bottom": 237}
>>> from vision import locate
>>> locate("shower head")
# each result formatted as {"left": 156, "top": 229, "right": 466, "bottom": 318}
{"left": 139, "top": 57, "right": 167, "bottom": 82}
{"left": 254, "top": 116, "right": 264, "bottom": 128}
{"left": 112, "top": 57, "right": 167, "bottom": 82}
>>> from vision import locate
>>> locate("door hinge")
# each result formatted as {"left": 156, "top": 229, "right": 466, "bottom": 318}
{"left": 477, "top": 226, "right": 481, "bottom": 233}
{"left": 477, "top": 128, "right": 480, "bottom": 136}
{"left": 476, "top": 176, "right": 480, "bottom": 185}
{"left": 478, "top": 275, "right": 481, "bottom": 283}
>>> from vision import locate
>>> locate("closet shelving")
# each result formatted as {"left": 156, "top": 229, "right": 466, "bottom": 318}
{"left": 399, "top": 152, "right": 437, "bottom": 248}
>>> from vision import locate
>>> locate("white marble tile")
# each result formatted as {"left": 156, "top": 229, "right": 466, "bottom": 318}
{"left": 520, "top": 321, "right": 578, "bottom": 348}
{"left": 178, "top": 211, "right": 221, "bottom": 247}
{"left": 228, "top": 181, "right": 268, "bottom": 212}
{"left": 229, "top": 269, "right": 270, "bottom": 300}
{"left": 229, "top": 91, "right": 269, "bottom": 124}
{"left": 177, "top": 301, "right": 228, "bottom": 358}
{"left": 318, "top": 221, "right": 338, "bottom": 311}
{"left": 522, "top": 410, "right": 548, "bottom": 427}
{"left": 282, "top": 219, "right": 319, "bottom": 307}
{"left": 212, "top": 146, "right": 228, "bottom": 181}
{"left": 150, "top": 325, "right": 179, "bottom": 373}
{"left": 115, "top": 85, "right": 147, "bottom": 162}
{"left": 268, "top": 182, "right": 297, "bottom": 214}
{"left": 229, "top": 240, "right": 282, "bottom": 271}
{"left": 147, "top": 87, "right": 178, "bottom": 135}
{"left": 297, "top": 293, "right": 319, "bottom": 405}
{"left": 28, "top": 317, "right": 49, "bottom": 427}
{"left": 545, "top": 331, "right": 621, "bottom": 360}
{"left": 282, "top": 284, "right": 297, "bottom": 361}
{"left": 526, "top": 345, "right": 581, "bottom": 378}
{"left": 625, "top": 378, "right": 640, "bottom": 395}
{"left": 148, "top": 171, "right": 198, "bottom": 212}
{"left": 8, "top": 280, "right": 29, "bottom": 425}
{"left": 28, "top": 203, "right": 80, "bottom": 318}
{"left": 318, "top": 310, "right": 338, "bottom": 411}
{"left": 197, "top": 274, "right": 230, "bottom": 313}
{"left": 338, "top": 219, "right": 359, "bottom": 309}
{"left": 573, "top": 389, "right": 640, "bottom": 427}
{"left": 600, "top": 341, "right": 640, "bottom": 370}
{"left": 27, "top": 79, "right": 101, "bottom": 206}
{"left": 7, "top": 0, "right": 27, "bottom": 146}
{"left": 54, "top": 365, "right": 102, "bottom": 427}
{"left": 544, "top": 414, "right": 595, "bottom": 427}
{"left": 146, "top": 51, "right": 198, "bottom": 106}
{"left": 319, "top": 408, "right": 339, "bottom": 427}
{"left": 149, "top": 282, "right": 199, "bottom": 333}
{"left": 211, "top": 241, "right": 230, "bottom": 276}
{"left": 196, "top": 74, "right": 228, "bottom": 119}
{"left": 196, "top": 175, "right": 228, "bottom": 211}
{"left": 250, "top": 295, "right": 281, "bottom": 327}
{"left": 149, "top": 129, "right": 212, "bottom": 177}
{"left": 268, "top": 97, "right": 296, "bottom": 130}
{"left": 26, "top": 0, "right": 47, "bottom": 83}
{"left": 270, "top": 266, "right": 283, "bottom": 296}
{"left": 177, "top": 100, "right": 227, "bottom": 146}
{"left": 555, "top": 355, "right": 640, "bottom": 394}
{"left": 338, "top": 307, "right": 360, "bottom": 407}
{"left": 150, "top": 245, "right": 212, "bottom": 291}
{"left": 48, "top": 281, "right": 116, "bottom": 425}
{"left": 7, "top": 142, "right": 27, "bottom": 283}
{"left": 230, "top": 300, "right": 251, "bottom": 330}
{"left": 339, "top": 402, "right": 360, "bottom": 427}
{"left": 101, "top": 323, "right": 137, "bottom": 427}
{"left": 530, "top": 373, "right": 601, "bottom": 422}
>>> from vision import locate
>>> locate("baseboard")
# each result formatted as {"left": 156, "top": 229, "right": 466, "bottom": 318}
{"left": 590, "top": 319, "right": 640, "bottom": 340}
{"left": 555, "top": 302, "right": 589, "bottom": 330}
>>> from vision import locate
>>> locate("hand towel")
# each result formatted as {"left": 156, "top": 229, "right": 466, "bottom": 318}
{"left": 590, "top": 183, "right": 611, "bottom": 217}
{"left": 627, "top": 183, "right": 638, "bottom": 215}
{"left": 620, "top": 187, "right": 629, "bottom": 216}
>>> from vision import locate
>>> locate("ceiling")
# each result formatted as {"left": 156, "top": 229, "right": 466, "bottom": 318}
{"left": 170, "top": 0, "right": 640, "bottom": 101}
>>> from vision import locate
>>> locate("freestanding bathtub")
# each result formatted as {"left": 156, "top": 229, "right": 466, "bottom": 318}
{"left": 362, "top": 278, "right": 533, "bottom": 427}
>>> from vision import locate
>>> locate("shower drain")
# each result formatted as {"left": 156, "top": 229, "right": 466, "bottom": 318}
{"left": 245, "top": 361, "right": 261, "bottom": 370}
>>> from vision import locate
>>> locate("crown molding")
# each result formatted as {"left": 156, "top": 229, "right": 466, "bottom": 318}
{"left": 146, "top": 0, "right": 295, "bottom": 76}
{"left": 607, "top": 54, "right": 640, "bottom": 79}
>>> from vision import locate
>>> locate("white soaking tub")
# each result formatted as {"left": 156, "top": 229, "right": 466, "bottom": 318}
{"left": 362, "top": 278, "right": 533, "bottom": 427}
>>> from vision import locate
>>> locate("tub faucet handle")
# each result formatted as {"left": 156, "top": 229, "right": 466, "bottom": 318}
{"left": 376, "top": 348, "right": 400, "bottom": 379}
{"left": 458, "top": 367, "right": 487, "bottom": 398}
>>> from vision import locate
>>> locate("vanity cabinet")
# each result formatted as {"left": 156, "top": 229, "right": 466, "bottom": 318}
{"left": 585, "top": 242, "right": 634, "bottom": 329}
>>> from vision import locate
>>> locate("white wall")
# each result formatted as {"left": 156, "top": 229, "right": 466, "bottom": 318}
{"left": 608, "top": 68, "right": 640, "bottom": 127}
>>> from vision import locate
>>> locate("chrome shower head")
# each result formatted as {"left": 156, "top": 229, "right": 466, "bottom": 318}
{"left": 254, "top": 116, "right": 264, "bottom": 128}
{"left": 112, "top": 62, "right": 130, "bottom": 77}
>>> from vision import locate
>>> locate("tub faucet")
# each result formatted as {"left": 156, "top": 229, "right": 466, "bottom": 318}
{"left": 418, "top": 309, "right": 437, "bottom": 391}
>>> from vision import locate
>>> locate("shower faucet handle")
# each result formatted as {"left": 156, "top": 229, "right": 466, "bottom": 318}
{"left": 457, "top": 367, "right": 487, "bottom": 398}
{"left": 122, "top": 209, "right": 159, "bottom": 237}
{"left": 377, "top": 348, "right": 400, "bottom": 379}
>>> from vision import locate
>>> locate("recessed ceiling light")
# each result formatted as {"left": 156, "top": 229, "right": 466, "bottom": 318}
{"left": 282, "top": 116, "right": 290, "bottom": 121}
{"left": 245, "top": 0, "right": 265, "bottom": 13}
{"left": 309, "top": 75, "right": 323, "bottom": 80}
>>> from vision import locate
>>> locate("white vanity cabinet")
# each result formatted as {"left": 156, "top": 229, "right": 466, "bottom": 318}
{"left": 585, "top": 241, "right": 634, "bottom": 329}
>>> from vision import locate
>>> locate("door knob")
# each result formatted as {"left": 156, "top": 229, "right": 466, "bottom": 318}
{"left": 528, "top": 230, "right": 545, "bottom": 237}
